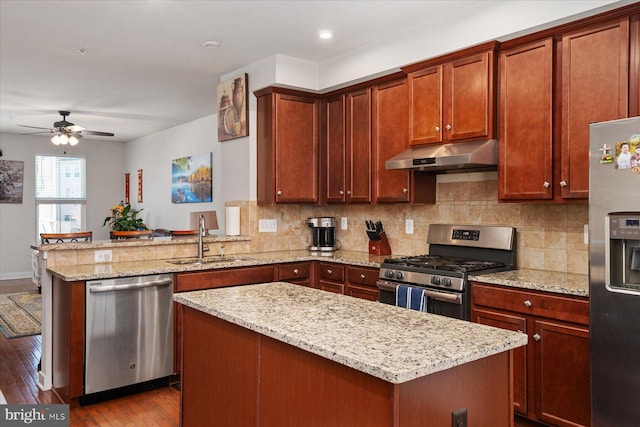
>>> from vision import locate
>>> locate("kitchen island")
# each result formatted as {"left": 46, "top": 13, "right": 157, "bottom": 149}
{"left": 174, "top": 282, "right": 528, "bottom": 427}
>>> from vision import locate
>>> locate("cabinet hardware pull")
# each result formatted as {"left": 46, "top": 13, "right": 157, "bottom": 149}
{"left": 327, "top": 269, "right": 332, "bottom": 274}
{"left": 543, "top": 182, "right": 550, "bottom": 189}
{"left": 533, "top": 334, "right": 541, "bottom": 341}
{"left": 560, "top": 180, "right": 567, "bottom": 187}
{"left": 339, "top": 190, "right": 344, "bottom": 195}
{"left": 360, "top": 274, "right": 366, "bottom": 279}
{"left": 277, "top": 190, "right": 282, "bottom": 195}
{"left": 293, "top": 269, "right": 299, "bottom": 274}
{"left": 403, "top": 188, "right": 408, "bottom": 193}
{"left": 445, "top": 124, "right": 452, "bottom": 131}
{"left": 524, "top": 300, "right": 532, "bottom": 307}
{"left": 435, "top": 126, "right": 440, "bottom": 132}
{"left": 347, "top": 190, "right": 351, "bottom": 195}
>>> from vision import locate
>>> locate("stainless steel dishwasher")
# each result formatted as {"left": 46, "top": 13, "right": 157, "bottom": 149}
{"left": 85, "top": 274, "right": 173, "bottom": 395}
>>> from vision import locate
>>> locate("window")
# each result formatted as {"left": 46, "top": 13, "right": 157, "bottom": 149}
{"left": 35, "top": 155, "right": 86, "bottom": 239}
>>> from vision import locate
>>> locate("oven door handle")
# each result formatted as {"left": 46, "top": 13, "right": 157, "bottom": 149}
{"left": 377, "top": 280, "right": 462, "bottom": 305}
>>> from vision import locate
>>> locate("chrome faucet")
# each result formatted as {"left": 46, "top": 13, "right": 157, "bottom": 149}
{"left": 198, "top": 214, "right": 205, "bottom": 261}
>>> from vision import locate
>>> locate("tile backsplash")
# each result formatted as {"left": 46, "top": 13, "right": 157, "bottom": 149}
{"left": 237, "top": 176, "right": 588, "bottom": 275}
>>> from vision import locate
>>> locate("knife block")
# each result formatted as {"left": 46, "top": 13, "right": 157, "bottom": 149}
{"left": 369, "top": 232, "right": 391, "bottom": 256}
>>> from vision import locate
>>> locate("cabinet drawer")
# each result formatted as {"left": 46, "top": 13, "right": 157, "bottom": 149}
{"left": 279, "top": 262, "right": 310, "bottom": 281}
{"left": 471, "top": 283, "right": 589, "bottom": 325}
{"left": 175, "top": 265, "right": 276, "bottom": 292}
{"left": 318, "top": 262, "right": 344, "bottom": 282}
{"left": 347, "top": 266, "right": 378, "bottom": 286}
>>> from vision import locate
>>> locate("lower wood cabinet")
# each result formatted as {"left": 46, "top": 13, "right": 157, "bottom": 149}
{"left": 345, "top": 265, "right": 379, "bottom": 301}
{"left": 317, "top": 262, "right": 345, "bottom": 294}
{"left": 471, "top": 282, "right": 590, "bottom": 427}
{"left": 278, "top": 261, "right": 312, "bottom": 287}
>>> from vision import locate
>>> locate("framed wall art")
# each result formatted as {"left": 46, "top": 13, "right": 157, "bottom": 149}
{"left": 137, "top": 169, "right": 143, "bottom": 203}
{"left": 125, "top": 172, "right": 130, "bottom": 204}
{"left": 0, "top": 160, "right": 24, "bottom": 204}
{"left": 217, "top": 73, "right": 248, "bottom": 141}
{"left": 171, "top": 152, "right": 213, "bottom": 203}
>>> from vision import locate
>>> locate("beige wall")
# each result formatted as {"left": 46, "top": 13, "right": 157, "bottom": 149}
{"left": 241, "top": 178, "right": 588, "bottom": 275}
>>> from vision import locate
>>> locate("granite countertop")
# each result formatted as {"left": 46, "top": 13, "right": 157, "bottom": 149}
{"left": 174, "top": 281, "right": 528, "bottom": 384}
{"left": 470, "top": 269, "right": 589, "bottom": 297}
{"left": 46, "top": 250, "right": 388, "bottom": 281}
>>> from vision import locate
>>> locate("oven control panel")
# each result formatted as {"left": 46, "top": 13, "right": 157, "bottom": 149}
{"left": 379, "top": 268, "right": 465, "bottom": 292}
{"left": 452, "top": 229, "right": 480, "bottom": 241}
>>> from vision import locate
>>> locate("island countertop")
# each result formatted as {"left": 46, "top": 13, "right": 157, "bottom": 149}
{"left": 174, "top": 281, "right": 528, "bottom": 384}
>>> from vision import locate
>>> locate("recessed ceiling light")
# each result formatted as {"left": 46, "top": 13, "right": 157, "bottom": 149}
{"left": 202, "top": 40, "right": 221, "bottom": 49}
{"left": 318, "top": 31, "right": 333, "bottom": 40}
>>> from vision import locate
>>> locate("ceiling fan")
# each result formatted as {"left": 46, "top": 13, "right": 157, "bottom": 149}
{"left": 18, "top": 110, "right": 115, "bottom": 146}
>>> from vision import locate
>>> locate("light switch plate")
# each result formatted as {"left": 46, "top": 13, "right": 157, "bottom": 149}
{"left": 405, "top": 219, "right": 414, "bottom": 235}
{"left": 95, "top": 250, "right": 112, "bottom": 263}
{"left": 259, "top": 219, "right": 277, "bottom": 232}
{"left": 341, "top": 217, "right": 348, "bottom": 230}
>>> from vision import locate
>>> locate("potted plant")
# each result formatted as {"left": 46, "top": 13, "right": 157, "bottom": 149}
{"left": 103, "top": 202, "right": 152, "bottom": 239}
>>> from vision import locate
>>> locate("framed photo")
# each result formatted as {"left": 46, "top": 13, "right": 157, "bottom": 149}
{"left": 171, "top": 152, "right": 213, "bottom": 203}
{"left": 0, "top": 160, "right": 24, "bottom": 203}
{"left": 217, "top": 73, "right": 248, "bottom": 141}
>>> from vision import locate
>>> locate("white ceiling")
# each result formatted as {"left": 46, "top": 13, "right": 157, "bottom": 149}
{"left": 0, "top": 0, "right": 628, "bottom": 143}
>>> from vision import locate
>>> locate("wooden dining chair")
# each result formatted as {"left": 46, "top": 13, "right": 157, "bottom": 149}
{"left": 40, "top": 231, "right": 93, "bottom": 243}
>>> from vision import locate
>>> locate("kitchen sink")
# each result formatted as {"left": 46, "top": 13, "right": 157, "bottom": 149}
{"left": 166, "top": 256, "right": 252, "bottom": 265}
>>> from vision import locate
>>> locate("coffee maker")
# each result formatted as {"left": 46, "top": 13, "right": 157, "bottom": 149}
{"left": 307, "top": 217, "right": 336, "bottom": 251}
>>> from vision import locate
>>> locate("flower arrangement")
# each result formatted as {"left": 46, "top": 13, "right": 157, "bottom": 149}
{"left": 103, "top": 202, "right": 148, "bottom": 231}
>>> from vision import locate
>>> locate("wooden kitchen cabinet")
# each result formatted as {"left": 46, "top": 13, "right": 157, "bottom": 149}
{"left": 403, "top": 41, "right": 498, "bottom": 146}
{"left": 471, "top": 282, "right": 590, "bottom": 426}
{"left": 256, "top": 87, "right": 320, "bottom": 205}
{"left": 278, "top": 261, "right": 312, "bottom": 288}
{"left": 317, "top": 262, "right": 345, "bottom": 294}
{"left": 323, "top": 89, "right": 372, "bottom": 203}
{"left": 344, "top": 265, "right": 379, "bottom": 301}
{"left": 499, "top": 17, "right": 630, "bottom": 202}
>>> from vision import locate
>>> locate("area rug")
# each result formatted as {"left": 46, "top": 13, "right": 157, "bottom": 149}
{"left": 0, "top": 291, "right": 41, "bottom": 339}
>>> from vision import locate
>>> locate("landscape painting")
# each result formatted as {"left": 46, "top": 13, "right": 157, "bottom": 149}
{"left": 0, "top": 160, "right": 24, "bottom": 203}
{"left": 171, "top": 152, "right": 212, "bottom": 203}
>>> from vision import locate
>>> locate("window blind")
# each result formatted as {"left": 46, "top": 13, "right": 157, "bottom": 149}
{"left": 35, "top": 155, "right": 86, "bottom": 200}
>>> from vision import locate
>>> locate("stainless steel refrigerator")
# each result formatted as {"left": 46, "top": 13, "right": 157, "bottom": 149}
{"left": 589, "top": 116, "right": 640, "bottom": 426}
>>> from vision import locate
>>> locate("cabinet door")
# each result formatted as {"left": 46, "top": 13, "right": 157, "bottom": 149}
{"left": 275, "top": 93, "right": 319, "bottom": 203}
{"left": 561, "top": 18, "right": 629, "bottom": 199}
{"left": 472, "top": 308, "right": 528, "bottom": 416}
{"left": 408, "top": 65, "right": 443, "bottom": 145}
{"left": 373, "top": 78, "right": 412, "bottom": 203}
{"left": 499, "top": 39, "right": 553, "bottom": 201}
{"left": 346, "top": 89, "right": 372, "bottom": 203}
{"left": 448, "top": 51, "right": 494, "bottom": 141}
{"left": 534, "top": 319, "right": 590, "bottom": 427}
{"left": 325, "top": 95, "right": 347, "bottom": 203}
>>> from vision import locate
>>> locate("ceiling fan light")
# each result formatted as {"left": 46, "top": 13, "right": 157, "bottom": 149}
{"left": 59, "top": 133, "right": 69, "bottom": 145}
{"left": 51, "top": 135, "right": 61, "bottom": 145}
{"left": 69, "top": 135, "right": 79, "bottom": 146}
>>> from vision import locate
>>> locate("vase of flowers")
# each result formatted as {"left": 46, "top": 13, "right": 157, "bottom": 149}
{"left": 104, "top": 202, "right": 151, "bottom": 239}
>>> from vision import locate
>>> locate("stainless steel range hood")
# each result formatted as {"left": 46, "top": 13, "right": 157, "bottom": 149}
{"left": 385, "top": 139, "right": 498, "bottom": 173}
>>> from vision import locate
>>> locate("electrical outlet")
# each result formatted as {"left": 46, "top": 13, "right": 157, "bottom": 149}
{"left": 341, "top": 217, "right": 348, "bottom": 230}
{"left": 94, "top": 250, "right": 112, "bottom": 263}
{"left": 258, "top": 219, "right": 277, "bottom": 232}
{"left": 405, "top": 219, "right": 414, "bottom": 234}
{"left": 451, "top": 408, "right": 467, "bottom": 427}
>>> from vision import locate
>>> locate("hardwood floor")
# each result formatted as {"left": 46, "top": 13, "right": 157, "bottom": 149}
{"left": 0, "top": 278, "right": 541, "bottom": 426}
{"left": 0, "top": 278, "right": 180, "bottom": 426}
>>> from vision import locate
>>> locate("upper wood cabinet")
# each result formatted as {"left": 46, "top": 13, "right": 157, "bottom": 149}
{"left": 499, "top": 18, "right": 630, "bottom": 202}
{"left": 256, "top": 87, "right": 320, "bottom": 205}
{"left": 404, "top": 41, "right": 498, "bottom": 146}
{"left": 324, "top": 89, "right": 372, "bottom": 203}
{"left": 372, "top": 78, "right": 412, "bottom": 203}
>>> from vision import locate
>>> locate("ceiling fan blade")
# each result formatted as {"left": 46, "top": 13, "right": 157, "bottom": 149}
{"left": 84, "top": 130, "right": 115, "bottom": 137}
{"left": 21, "top": 131, "right": 53, "bottom": 135}
{"left": 66, "top": 125, "right": 84, "bottom": 132}
{"left": 17, "top": 124, "right": 53, "bottom": 131}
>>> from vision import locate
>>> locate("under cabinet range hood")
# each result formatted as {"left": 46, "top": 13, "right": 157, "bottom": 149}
{"left": 385, "top": 139, "right": 498, "bottom": 173}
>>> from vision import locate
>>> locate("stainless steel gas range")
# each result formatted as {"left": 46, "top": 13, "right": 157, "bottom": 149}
{"left": 377, "top": 224, "right": 516, "bottom": 320}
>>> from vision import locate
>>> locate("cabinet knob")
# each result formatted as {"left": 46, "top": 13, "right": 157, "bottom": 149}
{"left": 277, "top": 190, "right": 282, "bottom": 195}
{"left": 339, "top": 190, "right": 344, "bottom": 195}
{"left": 435, "top": 126, "right": 440, "bottom": 132}
{"left": 533, "top": 334, "right": 541, "bottom": 342}
{"left": 293, "top": 269, "right": 299, "bottom": 275}
{"left": 524, "top": 300, "right": 532, "bottom": 307}
{"left": 327, "top": 269, "right": 332, "bottom": 274}
{"left": 347, "top": 190, "right": 351, "bottom": 195}
{"left": 543, "top": 182, "right": 550, "bottom": 189}
{"left": 445, "top": 124, "right": 452, "bottom": 131}
{"left": 560, "top": 180, "right": 567, "bottom": 187}
{"left": 403, "top": 188, "right": 408, "bottom": 194}
{"left": 360, "top": 273, "right": 366, "bottom": 279}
